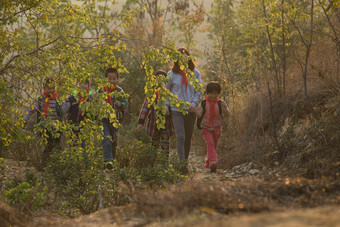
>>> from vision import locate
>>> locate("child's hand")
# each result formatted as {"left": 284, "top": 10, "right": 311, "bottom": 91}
{"left": 195, "top": 104, "right": 203, "bottom": 118}
{"left": 136, "top": 124, "right": 143, "bottom": 133}
{"left": 166, "top": 108, "right": 170, "bottom": 116}
{"left": 189, "top": 104, "right": 196, "bottom": 113}
{"left": 114, "top": 100, "right": 122, "bottom": 107}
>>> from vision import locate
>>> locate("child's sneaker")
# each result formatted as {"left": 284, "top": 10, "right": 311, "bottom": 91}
{"left": 104, "top": 161, "right": 114, "bottom": 170}
{"left": 210, "top": 162, "right": 217, "bottom": 173}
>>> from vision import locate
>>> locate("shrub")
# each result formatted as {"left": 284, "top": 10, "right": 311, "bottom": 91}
{"left": 3, "top": 114, "right": 186, "bottom": 216}
{"left": 44, "top": 145, "right": 105, "bottom": 214}
{"left": 116, "top": 140, "right": 186, "bottom": 186}
{"left": 4, "top": 181, "right": 47, "bottom": 211}
{"left": 0, "top": 157, "right": 7, "bottom": 188}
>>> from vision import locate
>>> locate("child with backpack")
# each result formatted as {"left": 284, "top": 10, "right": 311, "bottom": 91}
{"left": 62, "top": 79, "right": 93, "bottom": 150}
{"left": 136, "top": 70, "right": 175, "bottom": 158}
{"left": 24, "top": 77, "right": 63, "bottom": 171}
{"left": 196, "top": 81, "right": 229, "bottom": 173}
{"left": 100, "top": 68, "right": 128, "bottom": 170}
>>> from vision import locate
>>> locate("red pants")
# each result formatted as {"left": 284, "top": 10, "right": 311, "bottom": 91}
{"left": 201, "top": 127, "right": 221, "bottom": 168}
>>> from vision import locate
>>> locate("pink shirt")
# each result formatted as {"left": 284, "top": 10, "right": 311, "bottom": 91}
{"left": 201, "top": 101, "right": 222, "bottom": 128}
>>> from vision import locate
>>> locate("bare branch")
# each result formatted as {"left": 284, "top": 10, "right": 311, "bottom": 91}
{"left": 0, "top": 0, "right": 42, "bottom": 23}
{"left": 0, "top": 36, "right": 62, "bottom": 73}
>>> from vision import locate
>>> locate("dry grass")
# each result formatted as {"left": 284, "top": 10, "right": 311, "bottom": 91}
{"left": 212, "top": 20, "right": 340, "bottom": 172}
{"left": 215, "top": 73, "right": 340, "bottom": 171}
{"left": 129, "top": 173, "right": 340, "bottom": 219}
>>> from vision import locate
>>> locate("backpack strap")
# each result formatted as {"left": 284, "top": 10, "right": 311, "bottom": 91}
{"left": 201, "top": 100, "right": 206, "bottom": 117}
{"left": 217, "top": 100, "right": 222, "bottom": 117}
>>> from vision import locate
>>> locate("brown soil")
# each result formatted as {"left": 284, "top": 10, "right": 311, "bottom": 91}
{"left": 2, "top": 147, "right": 340, "bottom": 227}
{"left": 0, "top": 200, "right": 29, "bottom": 227}
{"left": 3, "top": 159, "right": 39, "bottom": 182}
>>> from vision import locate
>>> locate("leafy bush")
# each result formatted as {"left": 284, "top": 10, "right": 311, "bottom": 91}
{"left": 4, "top": 170, "right": 47, "bottom": 212}
{"left": 116, "top": 140, "right": 186, "bottom": 186}
{"left": 5, "top": 182, "right": 47, "bottom": 211}
{"left": 6, "top": 131, "right": 43, "bottom": 166}
{"left": 0, "top": 157, "right": 7, "bottom": 188}
{"left": 43, "top": 144, "right": 105, "bottom": 214}
{"left": 37, "top": 116, "right": 186, "bottom": 216}
{"left": 2, "top": 109, "right": 186, "bottom": 216}
{"left": 0, "top": 80, "right": 26, "bottom": 149}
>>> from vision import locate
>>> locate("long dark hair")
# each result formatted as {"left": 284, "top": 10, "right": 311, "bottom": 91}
{"left": 154, "top": 70, "right": 167, "bottom": 77}
{"left": 171, "top": 47, "right": 195, "bottom": 74}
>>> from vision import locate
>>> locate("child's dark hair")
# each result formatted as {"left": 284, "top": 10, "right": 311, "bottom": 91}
{"left": 171, "top": 47, "right": 195, "bottom": 74}
{"left": 206, "top": 81, "right": 221, "bottom": 94}
{"left": 84, "top": 79, "right": 91, "bottom": 85}
{"left": 43, "top": 77, "right": 55, "bottom": 88}
{"left": 104, "top": 67, "right": 119, "bottom": 78}
{"left": 154, "top": 70, "right": 167, "bottom": 77}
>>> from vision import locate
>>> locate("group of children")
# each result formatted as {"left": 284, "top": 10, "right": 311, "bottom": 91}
{"left": 24, "top": 49, "right": 229, "bottom": 173}
{"left": 24, "top": 68, "right": 127, "bottom": 170}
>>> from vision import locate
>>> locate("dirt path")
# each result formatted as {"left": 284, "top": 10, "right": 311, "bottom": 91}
{"left": 157, "top": 205, "right": 340, "bottom": 227}
{"left": 4, "top": 148, "right": 340, "bottom": 226}
{"left": 33, "top": 203, "right": 339, "bottom": 227}
{"left": 186, "top": 150, "right": 228, "bottom": 183}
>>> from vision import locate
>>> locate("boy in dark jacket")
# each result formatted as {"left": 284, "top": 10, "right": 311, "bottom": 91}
{"left": 62, "top": 79, "right": 93, "bottom": 150}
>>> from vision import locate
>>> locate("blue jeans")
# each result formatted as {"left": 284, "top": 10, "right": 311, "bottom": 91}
{"left": 102, "top": 119, "right": 118, "bottom": 162}
{"left": 171, "top": 111, "right": 196, "bottom": 161}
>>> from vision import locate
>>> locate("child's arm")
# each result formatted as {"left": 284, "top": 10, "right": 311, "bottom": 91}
{"left": 190, "top": 70, "right": 202, "bottom": 109}
{"left": 195, "top": 102, "right": 203, "bottom": 118}
{"left": 23, "top": 99, "right": 39, "bottom": 125}
{"left": 164, "top": 71, "right": 173, "bottom": 110}
{"left": 221, "top": 100, "right": 230, "bottom": 118}
{"left": 138, "top": 97, "right": 150, "bottom": 125}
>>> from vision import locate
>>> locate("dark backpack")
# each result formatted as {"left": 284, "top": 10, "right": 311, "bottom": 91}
{"left": 196, "top": 100, "right": 222, "bottom": 130}
{"left": 67, "top": 95, "right": 80, "bottom": 122}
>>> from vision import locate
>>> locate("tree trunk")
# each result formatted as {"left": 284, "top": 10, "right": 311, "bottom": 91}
{"left": 281, "top": 0, "right": 287, "bottom": 96}
{"left": 262, "top": 0, "right": 281, "bottom": 95}
{"left": 303, "top": 0, "right": 314, "bottom": 98}
{"left": 267, "top": 82, "right": 281, "bottom": 152}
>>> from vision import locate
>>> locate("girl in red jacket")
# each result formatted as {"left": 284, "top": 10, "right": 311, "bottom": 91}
{"left": 196, "top": 82, "right": 229, "bottom": 173}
